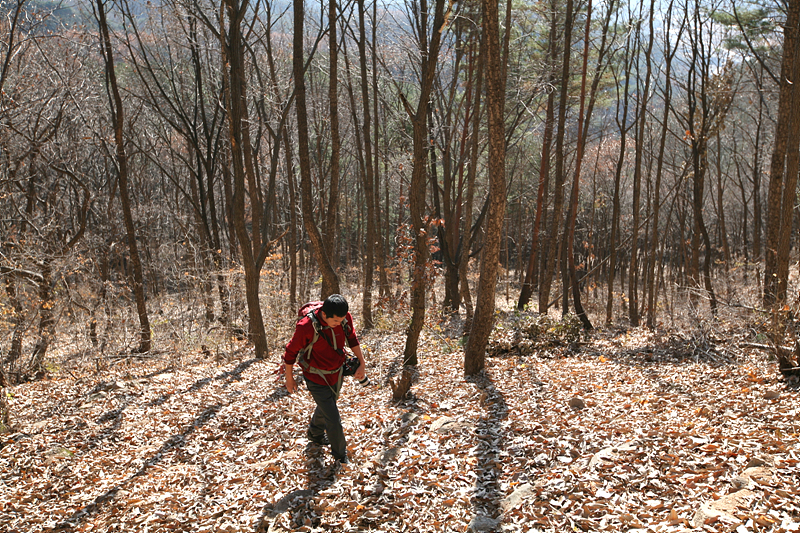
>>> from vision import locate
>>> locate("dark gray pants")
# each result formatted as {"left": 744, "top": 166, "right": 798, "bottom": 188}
{"left": 305, "top": 378, "right": 347, "bottom": 461}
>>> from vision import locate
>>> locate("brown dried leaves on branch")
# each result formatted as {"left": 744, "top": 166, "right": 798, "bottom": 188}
{"left": 1, "top": 326, "right": 798, "bottom": 533}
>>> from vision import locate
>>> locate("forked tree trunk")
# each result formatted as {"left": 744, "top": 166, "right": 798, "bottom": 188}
{"left": 402, "top": 0, "right": 452, "bottom": 366}
{"left": 221, "top": 0, "right": 269, "bottom": 358}
{"left": 293, "top": 0, "right": 341, "bottom": 300}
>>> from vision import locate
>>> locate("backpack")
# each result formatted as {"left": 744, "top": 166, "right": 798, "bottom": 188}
{"left": 296, "top": 301, "right": 352, "bottom": 359}
{"left": 292, "top": 302, "right": 354, "bottom": 394}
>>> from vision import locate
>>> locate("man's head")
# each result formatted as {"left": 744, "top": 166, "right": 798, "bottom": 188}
{"left": 320, "top": 294, "right": 348, "bottom": 327}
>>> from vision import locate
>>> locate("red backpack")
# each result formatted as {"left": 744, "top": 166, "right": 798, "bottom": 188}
{"left": 292, "top": 302, "right": 353, "bottom": 384}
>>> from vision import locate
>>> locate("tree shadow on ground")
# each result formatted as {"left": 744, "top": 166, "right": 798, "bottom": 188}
{"left": 468, "top": 372, "right": 509, "bottom": 532}
{"left": 254, "top": 442, "right": 340, "bottom": 531}
{"left": 145, "top": 358, "right": 258, "bottom": 407}
{"left": 51, "top": 404, "right": 221, "bottom": 531}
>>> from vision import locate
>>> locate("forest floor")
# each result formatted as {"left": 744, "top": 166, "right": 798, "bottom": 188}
{"left": 1, "top": 308, "right": 799, "bottom": 533}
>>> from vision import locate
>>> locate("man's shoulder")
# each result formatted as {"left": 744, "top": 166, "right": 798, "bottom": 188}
{"left": 295, "top": 314, "right": 318, "bottom": 334}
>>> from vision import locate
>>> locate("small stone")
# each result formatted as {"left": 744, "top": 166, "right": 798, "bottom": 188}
{"left": 401, "top": 412, "right": 420, "bottom": 425}
{"left": 468, "top": 515, "right": 500, "bottom": 532}
{"left": 379, "top": 447, "right": 400, "bottom": 465}
{"left": 501, "top": 483, "right": 535, "bottom": 513}
{"left": 568, "top": 397, "right": 586, "bottom": 410}
{"left": 764, "top": 390, "right": 781, "bottom": 400}
{"left": 430, "top": 416, "right": 472, "bottom": 434}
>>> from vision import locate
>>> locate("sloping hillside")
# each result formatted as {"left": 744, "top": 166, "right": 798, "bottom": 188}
{"left": 1, "top": 327, "right": 798, "bottom": 533}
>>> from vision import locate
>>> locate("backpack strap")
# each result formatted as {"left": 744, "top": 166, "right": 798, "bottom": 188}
{"left": 297, "top": 310, "right": 345, "bottom": 397}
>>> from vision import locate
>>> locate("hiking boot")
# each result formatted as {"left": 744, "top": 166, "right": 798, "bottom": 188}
{"left": 307, "top": 431, "right": 329, "bottom": 446}
{"left": 333, "top": 455, "right": 349, "bottom": 471}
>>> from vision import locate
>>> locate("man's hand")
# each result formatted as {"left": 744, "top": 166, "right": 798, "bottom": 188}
{"left": 354, "top": 362, "right": 366, "bottom": 381}
{"left": 284, "top": 363, "right": 298, "bottom": 394}
{"left": 352, "top": 345, "right": 366, "bottom": 381}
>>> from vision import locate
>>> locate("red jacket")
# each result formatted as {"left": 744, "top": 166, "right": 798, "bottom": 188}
{"left": 282, "top": 309, "right": 360, "bottom": 386}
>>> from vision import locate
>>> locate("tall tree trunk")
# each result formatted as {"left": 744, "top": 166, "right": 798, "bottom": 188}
{"left": 715, "top": 130, "right": 731, "bottom": 273}
{"left": 464, "top": 0, "right": 506, "bottom": 376}
{"left": 752, "top": 69, "right": 764, "bottom": 263}
{"left": 357, "top": 0, "right": 376, "bottom": 329}
{"left": 539, "top": 0, "right": 574, "bottom": 316}
{"left": 629, "top": 2, "right": 654, "bottom": 327}
{"left": 646, "top": 0, "right": 678, "bottom": 329}
{"left": 293, "top": 0, "right": 340, "bottom": 299}
{"left": 606, "top": 29, "right": 632, "bottom": 325}
{"left": 402, "top": 0, "right": 452, "bottom": 366}
{"left": 518, "top": 4, "right": 557, "bottom": 311}
{"left": 325, "top": 0, "right": 341, "bottom": 270}
{"left": 221, "top": 0, "right": 269, "bottom": 358}
{"left": 372, "top": 0, "right": 389, "bottom": 298}
{"left": 565, "top": 0, "right": 593, "bottom": 330}
{"left": 775, "top": 9, "right": 800, "bottom": 309}
{"left": 459, "top": 33, "right": 484, "bottom": 329}
{"left": 96, "top": 0, "right": 151, "bottom": 353}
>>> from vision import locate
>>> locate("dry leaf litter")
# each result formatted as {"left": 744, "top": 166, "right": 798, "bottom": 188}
{"left": 1, "top": 326, "right": 798, "bottom": 533}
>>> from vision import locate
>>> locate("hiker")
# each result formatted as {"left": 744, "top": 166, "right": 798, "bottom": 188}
{"left": 282, "top": 294, "right": 365, "bottom": 465}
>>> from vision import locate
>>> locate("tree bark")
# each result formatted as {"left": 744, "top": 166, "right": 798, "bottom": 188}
{"left": 629, "top": 1, "right": 655, "bottom": 327}
{"left": 402, "top": 0, "right": 452, "bottom": 366}
{"left": 293, "top": 0, "right": 341, "bottom": 300}
{"left": 565, "top": 0, "right": 593, "bottom": 331}
{"left": 464, "top": 0, "right": 506, "bottom": 376}
{"left": 539, "top": 0, "right": 574, "bottom": 316}
{"left": 96, "top": 0, "right": 151, "bottom": 354}
{"left": 357, "top": 0, "right": 376, "bottom": 329}
{"left": 518, "top": 4, "right": 557, "bottom": 311}
{"left": 646, "top": 0, "right": 679, "bottom": 329}
{"left": 221, "top": 0, "right": 269, "bottom": 358}
{"left": 606, "top": 30, "right": 633, "bottom": 325}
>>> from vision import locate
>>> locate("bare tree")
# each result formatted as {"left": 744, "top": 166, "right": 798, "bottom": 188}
{"left": 463, "top": 0, "right": 506, "bottom": 376}
{"left": 400, "top": 0, "right": 453, "bottom": 366}
{"left": 294, "top": 0, "right": 341, "bottom": 301}
{"left": 96, "top": 0, "right": 151, "bottom": 353}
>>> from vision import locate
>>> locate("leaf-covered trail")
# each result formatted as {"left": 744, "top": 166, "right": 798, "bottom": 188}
{"left": 1, "top": 329, "right": 798, "bottom": 533}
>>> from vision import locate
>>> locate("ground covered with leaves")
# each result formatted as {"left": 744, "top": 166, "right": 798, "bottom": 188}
{"left": 1, "top": 321, "right": 799, "bottom": 533}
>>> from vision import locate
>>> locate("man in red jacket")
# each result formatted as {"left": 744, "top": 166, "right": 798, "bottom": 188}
{"left": 283, "top": 294, "right": 365, "bottom": 465}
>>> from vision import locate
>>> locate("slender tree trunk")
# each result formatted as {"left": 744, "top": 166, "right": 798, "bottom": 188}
{"left": 402, "top": 0, "right": 452, "bottom": 366}
{"left": 464, "top": 0, "right": 506, "bottom": 376}
{"left": 518, "top": 5, "right": 557, "bottom": 311}
{"left": 646, "top": 0, "right": 678, "bottom": 328}
{"left": 715, "top": 130, "right": 731, "bottom": 272}
{"left": 96, "top": 0, "right": 151, "bottom": 353}
{"left": 372, "top": 0, "right": 389, "bottom": 298}
{"left": 565, "top": 0, "right": 593, "bottom": 330}
{"left": 539, "top": 0, "right": 574, "bottom": 316}
{"left": 763, "top": 0, "right": 800, "bottom": 307}
{"left": 606, "top": 28, "right": 632, "bottom": 324}
{"left": 221, "top": 0, "right": 269, "bottom": 358}
{"left": 293, "top": 0, "right": 340, "bottom": 299}
{"left": 630, "top": 2, "right": 654, "bottom": 327}
{"left": 357, "top": 0, "right": 376, "bottom": 329}
{"left": 775, "top": 13, "right": 800, "bottom": 309}
{"left": 325, "top": 0, "right": 341, "bottom": 266}
{"left": 459, "top": 34, "right": 484, "bottom": 329}
{"left": 752, "top": 72, "right": 764, "bottom": 262}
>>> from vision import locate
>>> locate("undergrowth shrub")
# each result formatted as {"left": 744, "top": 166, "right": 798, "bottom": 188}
{"left": 488, "top": 312, "right": 583, "bottom": 356}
